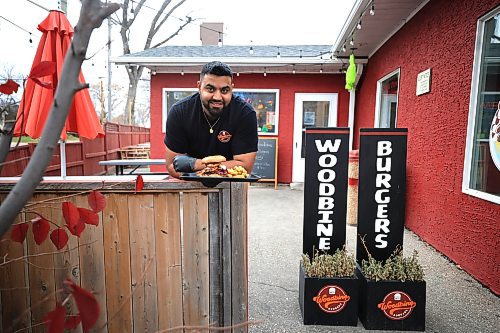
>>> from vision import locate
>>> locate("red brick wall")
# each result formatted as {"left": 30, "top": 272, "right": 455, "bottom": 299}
{"left": 150, "top": 72, "right": 350, "bottom": 183}
{"left": 354, "top": 0, "right": 499, "bottom": 294}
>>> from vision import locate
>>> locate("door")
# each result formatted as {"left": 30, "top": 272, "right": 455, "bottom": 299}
{"left": 292, "top": 93, "right": 338, "bottom": 183}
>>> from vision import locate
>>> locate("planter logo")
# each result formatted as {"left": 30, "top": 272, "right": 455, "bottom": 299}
{"left": 378, "top": 291, "right": 416, "bottom": 320}
{"left": 312, "top": 285, "right": 350, "bottom": 313}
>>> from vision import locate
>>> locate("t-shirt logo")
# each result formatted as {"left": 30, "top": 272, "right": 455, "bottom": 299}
{"left": 217, "top": 130, "right": 232, "bottom": 143}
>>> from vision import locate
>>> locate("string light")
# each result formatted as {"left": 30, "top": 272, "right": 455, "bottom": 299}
{"left": 350, "top": 38, "right": 354, "bottom": 46}
{"left": 181, "top": 69, "right": 184, "bottom": 76}
{"left": 299, "top": 49, "right": 303, "bottom": 58}
{"left": 130, "top": 0, "right": 134, "bottom": 14}
{"left": 292, "top": 64, "right": 296, "bottom": 74}
{"left": 236, "top": 72, "right": 240, "bottom": 76}
{"left": 29, "top": 32, "right": 32, "bottom": 44}
{"left": 249, "top": 46, "right": 254, "bottom": 55}
{"left": 277, "top": 46, "right": 281, "bottom": 58}
{"left": 263, "top": 67, "right": 267, "bottom": 77}
{"left": 370, "top": 1, "right": 375, "bottom": 15}
{"left": 357, "top": 18, "right": 362, "bottom": 30}
{"left": 320, "top": 64, "right": 323, "bottom": 73}
{"left": 218, "top": 32, "right": 222, "bottom": 47}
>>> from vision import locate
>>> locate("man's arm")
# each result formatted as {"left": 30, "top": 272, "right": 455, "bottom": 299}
{"left": 165, "top": 147, "right": 206, "bottom": 179}
{"left": 221, "top": 152, "right": 257, "bottom": 174}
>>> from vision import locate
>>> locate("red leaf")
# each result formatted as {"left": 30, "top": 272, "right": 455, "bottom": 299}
{"left": 0, "top": 79, "right": 20, "bottom": 95}
{"left": 88, "top": 191, "right": 106, "bottom": 213}
{"left": 78, "top": 208, "right": 99, "bottom": 226}
{"left": 66, "top": 220, "right": 86, "bottom": 237}
{"left": 50, "top": 228, "right": 69, "bottom": 250}
{"left": 62, "top": 202, "right": 80, "bottom": 228}
{"left": 65, "top": 280, "right": 100, "bottom": 333}
{"left": 32, "top": 216, "right": 50, "bottom": 245}
{"left": 31, "top": 77, "right": 54, "bottom": 89}
{"left": 29, "top": 61, "right": 56, "bottom": 79}
{"left": 135, "top": 175, "right": 144, "bottom": 192}
{"left": 11, "top": 223, "right": 29, "bottom": 243}
{"left": 43, "top": 303, "right": 66, "bottom": 333}
{"left": 64, "top": 315, "right": 82, "bottom": 329}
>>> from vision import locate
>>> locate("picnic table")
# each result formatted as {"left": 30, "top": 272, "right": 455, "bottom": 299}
{"left": 99, "top": 158, "right": 166, "bottom": 175}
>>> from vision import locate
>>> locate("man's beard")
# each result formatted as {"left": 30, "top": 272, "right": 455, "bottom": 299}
{"left": 202, "top": 99, "right": 225, "bottom": 118}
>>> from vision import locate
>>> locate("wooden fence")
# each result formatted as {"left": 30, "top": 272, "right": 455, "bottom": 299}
{"left": 0, "top": 181, "right": 248, "bottom": 333}
{"left": 0, "top": 122, "right": 150, "bottom": 177}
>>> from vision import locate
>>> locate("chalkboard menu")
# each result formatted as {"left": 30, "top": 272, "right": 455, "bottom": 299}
{"left": 252, "top": 137, "right": 278, "bottom": 188}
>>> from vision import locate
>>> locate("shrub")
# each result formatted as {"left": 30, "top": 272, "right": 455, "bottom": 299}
{"left": 301, "top": 248, "right": 356, "bottom": 278}
{"left": 362, "top": 248, "right": 425, "bottom": 282}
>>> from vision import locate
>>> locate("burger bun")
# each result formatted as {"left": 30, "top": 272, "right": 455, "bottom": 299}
{"left": 202, "top": 155, "right": 226, "bottom": 164}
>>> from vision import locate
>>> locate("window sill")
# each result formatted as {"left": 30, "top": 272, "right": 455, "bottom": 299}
{"left": 462, "top": 187, "right": 500, "bottom": 204}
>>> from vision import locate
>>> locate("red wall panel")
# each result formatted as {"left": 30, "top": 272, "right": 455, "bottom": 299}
{"left": 150, "top": 72, "right": 350, "bottom": 183}
{"left": 354, "top": 0, "right": 499, "bottom": 294}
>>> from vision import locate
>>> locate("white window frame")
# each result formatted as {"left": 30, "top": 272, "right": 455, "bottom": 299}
{"left": 374, "top": 68, "right": 401, "bottom": 128}
{"left": 162, "top": 88, "right": 196, "bottom": 133}
{"left": 462, "top": 7, "right": 500, "bottom": 204}
{"left": 162, "top": 88, "right": 280, "bottom": 135}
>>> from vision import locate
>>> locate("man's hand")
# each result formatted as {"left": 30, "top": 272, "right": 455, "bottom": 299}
{"left": 173, "top": 155, "right": 197, "bottom": 172}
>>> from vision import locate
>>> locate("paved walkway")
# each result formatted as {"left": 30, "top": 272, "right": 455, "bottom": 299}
{"left": 247, "top": 185, "right": 499, "bottom": 333}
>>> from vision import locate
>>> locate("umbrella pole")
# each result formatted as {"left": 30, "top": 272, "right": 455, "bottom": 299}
{"left": 60, "top": 140, "right": 67, "bottom": 178}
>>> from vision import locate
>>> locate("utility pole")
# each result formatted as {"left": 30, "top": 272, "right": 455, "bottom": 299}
{"left": 107, "top": 0, "right": 112, "bottom": 122}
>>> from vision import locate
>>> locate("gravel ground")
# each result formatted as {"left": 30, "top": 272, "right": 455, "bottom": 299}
{"left": 247, "top": 185, "right": 499, "bottom": 333}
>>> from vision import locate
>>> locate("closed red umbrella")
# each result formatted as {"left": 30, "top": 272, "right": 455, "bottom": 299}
{"left": 14, "top": 10, "right": 104, "bottom": 175}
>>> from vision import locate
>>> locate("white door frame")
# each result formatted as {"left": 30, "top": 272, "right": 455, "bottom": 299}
{"left": 292, "top": 93, "right": 338, "bottom": 183}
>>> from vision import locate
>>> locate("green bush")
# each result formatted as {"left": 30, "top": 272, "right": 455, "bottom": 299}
{"left": 301, "top": 248, "right": 356, "bottom": 278}
{"left": 362, "top": 249, "right": 425, "bottom": 282}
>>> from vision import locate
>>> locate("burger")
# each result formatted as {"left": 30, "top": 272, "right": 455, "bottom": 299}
{"left": 197, "top": 155, "right": 228, "bottom": 177}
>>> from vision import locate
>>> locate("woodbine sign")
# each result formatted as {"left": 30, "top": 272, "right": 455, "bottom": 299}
{"left": 302, "top": 127, "right": 350, "bottom": 256}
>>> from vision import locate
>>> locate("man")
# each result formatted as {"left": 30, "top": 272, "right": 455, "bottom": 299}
{"left": 164, "top": 61, "right": 258, "bottom": 178}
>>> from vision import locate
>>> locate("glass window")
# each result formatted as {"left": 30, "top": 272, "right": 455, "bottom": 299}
{"left": 375, "top": 70, "right": 400, "bottom": 128}
{"left": 464, "top": 7, "right": 500, "bottom": 203}
{"left": 233, "top": 89, "right": 280, "bottom": 135}
{"left": 162, "top": 88, "right": 280, "bottom": 135}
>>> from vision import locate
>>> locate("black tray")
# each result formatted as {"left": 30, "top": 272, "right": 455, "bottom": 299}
{"left": 180, "top": 173, "right": 261, "bottom": 187}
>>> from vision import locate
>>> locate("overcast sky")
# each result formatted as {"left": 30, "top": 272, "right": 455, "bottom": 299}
{"left": 0, "top": 0, "right": 355, "bottom": 83}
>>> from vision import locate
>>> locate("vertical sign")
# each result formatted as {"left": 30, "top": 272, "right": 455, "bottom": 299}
{"left": 303, "top": 127, "right": 350, "bottom": 257}
{"left": 356, "top": 128, "right": 408, "bottom": 264}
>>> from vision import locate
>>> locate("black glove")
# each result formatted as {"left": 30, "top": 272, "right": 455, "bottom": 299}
{"left": 173, "top": 155, "right": 197, "bottom": 173}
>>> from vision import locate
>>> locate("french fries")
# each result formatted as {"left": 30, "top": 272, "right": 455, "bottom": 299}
{"left": 227, "top": 166, "right": 248, "bottom": 178}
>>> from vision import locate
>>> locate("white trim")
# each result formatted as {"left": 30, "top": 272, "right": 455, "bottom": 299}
{"left": 374, "top": 68, "right": 400, "bottom": 127}
{"left": 348, "top": 90, "right": 356, "bottom": 151}
{"left": 369, "top": 0, "right": 431, "bottom": 58}
{"left": 462, "top": 6, "right": 500, "bottom": 204}
{"left": 112, "top": 56, "right": 343, "bottom": 65}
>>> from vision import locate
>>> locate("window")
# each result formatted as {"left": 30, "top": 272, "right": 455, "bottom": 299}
{"left": 463, "top": 6, "right": 500, "bottom": 204}
{"left": 375, "top": 69, "right": 400, "bottom": 128}
{"left": 232, "top": 89, "right": 279, "bottom": 135}
{"left": 162, "top": 88, "right": 196, "bottom": 132}
{"left": 162, "top": 88, "right": 280, "bottom": 135}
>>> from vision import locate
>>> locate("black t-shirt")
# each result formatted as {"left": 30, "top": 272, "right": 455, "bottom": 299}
{"left": 164, "top": 93, "right": 258, "bottom": 160}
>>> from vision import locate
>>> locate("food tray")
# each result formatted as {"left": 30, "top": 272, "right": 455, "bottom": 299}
{"left": 180, "top": 173, "right": 261, "bottom": 188}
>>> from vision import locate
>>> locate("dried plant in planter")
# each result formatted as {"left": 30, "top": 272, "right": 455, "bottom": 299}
{"left": 361, "top": 246, "right": 425, "bottom": 282}
{"left": 301, "top": 248, "right": 356, "bottom": 278}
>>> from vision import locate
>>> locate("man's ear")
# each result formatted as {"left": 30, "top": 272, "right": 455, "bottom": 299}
{"left": 197, "top": 81, "right": 201, "bottom": 89}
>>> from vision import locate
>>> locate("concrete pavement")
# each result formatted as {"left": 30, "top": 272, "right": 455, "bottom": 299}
{"left": 246, "top": 185, "right": 499, "bottom": 333}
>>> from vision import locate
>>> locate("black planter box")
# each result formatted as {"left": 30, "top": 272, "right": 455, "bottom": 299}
{"left": 298, "top": 263, "right": 359, "bottom": 326}
{"left": 356, "top": 267, "right": 426, "bottom": 331}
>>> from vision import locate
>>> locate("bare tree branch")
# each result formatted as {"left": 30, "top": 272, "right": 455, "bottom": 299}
{"left": 0, "top": 0, "right": 120, "bottom": 237}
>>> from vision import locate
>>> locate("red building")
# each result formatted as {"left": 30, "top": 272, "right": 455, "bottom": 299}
{"left": 116, "top": 0, "right": 499, "bottom": 294}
